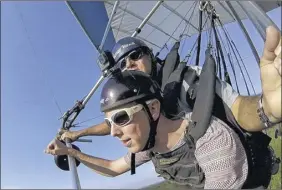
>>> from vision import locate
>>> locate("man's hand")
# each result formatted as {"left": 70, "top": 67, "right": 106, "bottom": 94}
{"left": 59, "top": 130, "right": 80, "bottom": 142}
{"left": 260, "top": 26, "right": 281, "bottom": 123}
{"left": 44, "top": 138, "right": 70, "bottom": 156}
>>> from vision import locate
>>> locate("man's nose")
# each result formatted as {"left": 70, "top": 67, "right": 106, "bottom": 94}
{"left": 111, "top": 124, "right": 122, "bottom": 137}
{"left": 126, "top": 58, "right": 136, "bottom": 68}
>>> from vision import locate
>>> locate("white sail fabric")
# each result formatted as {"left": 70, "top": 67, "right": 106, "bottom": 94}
{"left": 103, "top": 1, "right": 280, "bottom": 53}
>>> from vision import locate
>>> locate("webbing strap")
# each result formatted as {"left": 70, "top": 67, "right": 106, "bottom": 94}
{"left": 187, "top": 48, "right": 216, "bottom": 143}
{"left": 161, "top": 41, "right": 180, "bottom": 91}
{"left": 130, "top": 153, "right": 135, "bottom": 175}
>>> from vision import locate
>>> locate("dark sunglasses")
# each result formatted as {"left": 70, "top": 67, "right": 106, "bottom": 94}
{"left": 117, "top": 48, "right": 147, "bottom": 69}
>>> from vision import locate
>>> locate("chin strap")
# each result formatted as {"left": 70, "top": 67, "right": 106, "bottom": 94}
{"left": 130, "top": 153, "right": 136, "bottom": 175}
{"left": 130, "top": 102, "right": 160, "bottom": 175}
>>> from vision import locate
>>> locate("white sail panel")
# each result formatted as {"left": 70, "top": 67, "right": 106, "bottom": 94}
{"left": 103, "top": 1, "right": 280, "bottom": 53}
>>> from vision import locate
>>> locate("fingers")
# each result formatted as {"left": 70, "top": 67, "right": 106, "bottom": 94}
{"left": 274, "top": 37, "right": 281, "bottom": 58}
{"left": 44, "top": 148, "right": 56, "bottom": 155}
{"left": 44, "top": 139, "right": 63, "bottom": 155}
{"left": 45, "top": 139, "right": 56, "bottom": 155}
{"left": 57, "top": 128, "right": 67, "bottom": 136}
{"left": 274, "top": 54, "right": 281, "bottom": 76}
{"left": 274, "top": 36, "right": 282, "bottom": 75}
{"left": 60, "top": 132, "right": 72, "bottom": 142}
{"left": 261, "top": 26, "right": 281, "bottom": 66}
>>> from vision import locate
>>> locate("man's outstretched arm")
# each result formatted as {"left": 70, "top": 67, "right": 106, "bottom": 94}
{"left": 59, "top": 121, "right": 111, "bottom": 142}
{"left": 77, "top": 121, "right": 111, "bottom": 137}
{"left": 231, "top": 95, "right": 278, "bottom": 132}
{"left": 68, "top": 148, "right": 131, "bottom": 177}
{"left": 232, "top": 26, "right": 281, "bottom": 132}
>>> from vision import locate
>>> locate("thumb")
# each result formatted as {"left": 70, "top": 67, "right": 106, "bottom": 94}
{"left": 261, "top": 26, "right": 280, "bottom": 65}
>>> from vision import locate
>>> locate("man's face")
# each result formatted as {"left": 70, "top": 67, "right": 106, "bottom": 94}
{"left": 104, "top": 100, "right": 160, "bottom": 153}
{"left": 117, "top": 48, "right": 152, "bottom": 74}
{"left": 105, "top": 103, "right": 150, "bottom": 153}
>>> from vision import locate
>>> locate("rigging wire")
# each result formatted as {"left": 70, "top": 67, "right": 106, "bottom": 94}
{"left": 204, "top": 11, "right": 210, "bottom": 50}
{"left": 217, "top": 19, "right": 256, "bottom": 95}
{"left": 184, "top": 17, "right": 210, "bottom": 64}
{"left": 195, "top": 1, "right": 204, "bottom": 66}
{"left": 211, "top": 15, "right": 232, "bottom": 86}
{"left": 73, "top": 115, "right": 104, "bottom": 126}
{"left": 210, "top": 16, "right": 223, "bottom": 80}
{"left": 199, "top": 4, "right": 223, "bottom": 79}
{"left": 208, "top": 15, "right": 221, "bottom": 79}
{"left": 179, "top": 0, "right": 253, "bottom": 97}
{"left": 179, "top": 1, "right": 198, "bottom": 56}
{"left": 145, "top": 1, "right": 185, "bottom": 40}
{"left": 188, "top": 43, "right": 198, "bottom": 65}
{"left": 155, "top": 1, "right": 198, "bottom": 57}
{"left": 214, "top": 22, "right": 240, "bottom": 93}
{"left": 158, "top": 1, "right": 197, "bottom": 56}
{"left": 15, "top": 5, "right": 63, "bottom": 115}
{"left": 217, "top": 18, "right": 256, "bottom": 94}
{"left": 231, "top": 40, "right": 256, "bottom": 95}
{"left": 16, "top": 5, "right": 104, "bottom": 127}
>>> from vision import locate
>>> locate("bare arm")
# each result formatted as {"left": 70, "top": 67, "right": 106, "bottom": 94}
{"left": 231, "top": 95, "right": 278, "bottom": 132}
{"left": 77, "top": 121, "right": 111, "bottom": 137}
{"left": 232, "top": 26, "right": 281, "bottom": 132}
{"left": 59, "top": 121, "right": 111, "bottom": 142}
{"left": 182, "top": 67, "right": 266, "bottom": 132}
{"left": 68, "top": 148, "right": 130, "bottom": 177}
{"left": 213, "top": 76, "right": 277, "bottom": 132}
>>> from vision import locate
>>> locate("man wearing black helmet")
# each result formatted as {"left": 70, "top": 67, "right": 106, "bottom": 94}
{"left": 45, "top": 70, "right": 276, "bottom": 189}
{"left": 59, "top": 26, "right": 281, "bottom": 142}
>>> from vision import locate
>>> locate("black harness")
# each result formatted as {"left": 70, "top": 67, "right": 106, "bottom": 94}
{"left": 155, "top": 41, "right": 278, "bottom": 189}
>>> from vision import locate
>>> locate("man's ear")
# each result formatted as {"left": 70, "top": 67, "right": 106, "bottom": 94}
{"left": 148, "top": 99, "right": 161, "bottom": 120}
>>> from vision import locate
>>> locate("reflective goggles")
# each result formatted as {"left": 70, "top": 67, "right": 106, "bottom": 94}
{"left": 105, "top": 104, "right": 144, "bottom": 128}
{"left": 117, "top": 48, "right": 147, "bottom": 69}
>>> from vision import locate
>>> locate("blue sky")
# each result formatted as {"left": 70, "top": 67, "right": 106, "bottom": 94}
{"left": 1, "top": 2, "right": 281, "bottom": 189}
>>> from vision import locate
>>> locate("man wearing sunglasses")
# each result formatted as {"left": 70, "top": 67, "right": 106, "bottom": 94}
{"left": 59, "top": 26, "right": 281, "bottom": 144}
{"left": 45, "top": 70, "right": 276, "bottom": 189}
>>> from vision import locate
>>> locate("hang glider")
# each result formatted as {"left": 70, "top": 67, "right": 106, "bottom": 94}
{"left": 66, "top": 1, "right": 281, "bottom": 54}
{"left": 64, "top": 0, "right": 281, "bottom": 97}
{"left": 47, "top": 1, "right": 281, "bottom": 189}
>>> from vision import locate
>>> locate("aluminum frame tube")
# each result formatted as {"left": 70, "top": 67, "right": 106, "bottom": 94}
{"left": 104, "top": 1, "right": 177, "bottom": 41}
{"left": 239, "top": 1, "right": 280, "bottom": 34}
{"left": 132, "top": 0, "right": 163, "bottom": 37}
{"left": 64, "top": 76, "right": 104, "bottom": 189}
{"left": 99, "top": 1, "right": 120, "bottom": 50}
{"left": 66, "top": 140, "right": 81, "bottom": 189}
{"left": 236, "top": 1, "right": 266, "bottom": 41}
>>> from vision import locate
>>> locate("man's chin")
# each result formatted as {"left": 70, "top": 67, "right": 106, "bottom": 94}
{"left": 128, "top": 144, "right": 143, "bottom": 153}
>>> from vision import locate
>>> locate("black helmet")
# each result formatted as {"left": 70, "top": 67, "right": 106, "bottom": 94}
{"left": 100, "top": 70, "right": 162, "bottom": 112}
{"left": 111, "top": 37, "right": 159, "bottom": 84}
{"left": 112, "top": 37, "right": 150, "bottom": 63}
{"left": 100, "top": 70, "right": 162, "bottom": 160}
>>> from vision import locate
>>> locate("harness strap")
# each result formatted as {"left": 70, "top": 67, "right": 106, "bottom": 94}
{"left": 161, "top": 41, "right": 180, "bottom": 91}
{"left": 130, "top": 153, "right": 135, "bottom": 175}
{"left": 187, "top": 48, "right": 216, "bottom": 143}
{"left": 180, "top": 67, "right": 200, "bottom": 108}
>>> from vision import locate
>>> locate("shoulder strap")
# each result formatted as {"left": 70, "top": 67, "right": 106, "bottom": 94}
{"left": 161, "top": 41, "right": 180, "bottom": 91}
{"left": 161, "top": 63, "right": 187, "bottom": 120}
{"left": 179, "top": 66, "right": 200, "bottom": 109}
{"left": 187, "top": 49, "right": 216, "bottom": 143}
